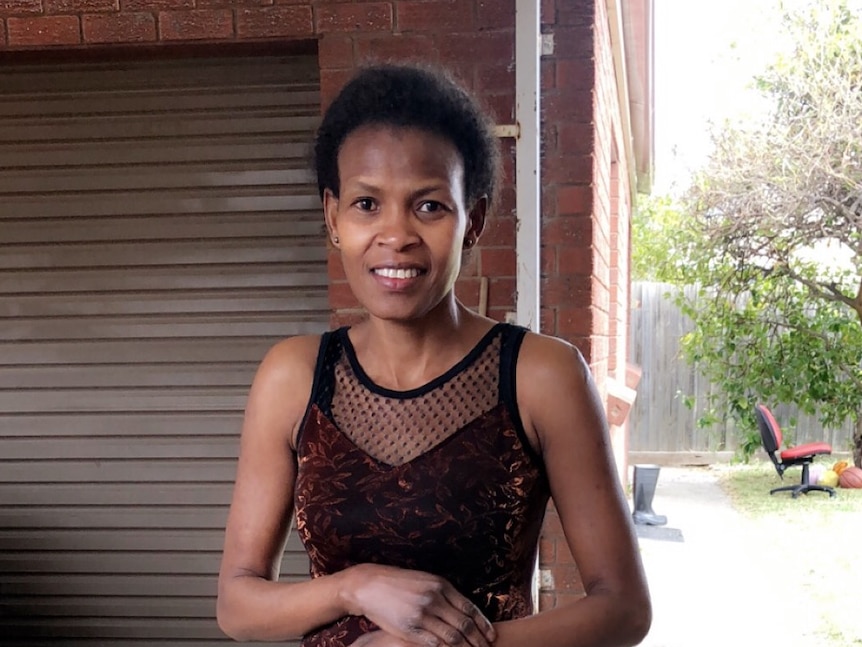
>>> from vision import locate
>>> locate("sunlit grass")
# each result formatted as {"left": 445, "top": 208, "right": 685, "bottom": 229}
{"left": 716, "top": 457, "right": 862, "bottom": 517}
{"left": 716, "top": 458, "right": 862, "bottom": 646}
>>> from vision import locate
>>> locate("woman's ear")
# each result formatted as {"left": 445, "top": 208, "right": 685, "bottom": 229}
{"left": 323, "top": 189, "right": 340, "bottom": 247}
{"left": 465, "top": 195, "right": 488, "bottom": 246}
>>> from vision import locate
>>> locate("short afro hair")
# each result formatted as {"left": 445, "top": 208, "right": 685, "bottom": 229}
{"left": 313, "top": 63, "right": 501, "bottom": 212}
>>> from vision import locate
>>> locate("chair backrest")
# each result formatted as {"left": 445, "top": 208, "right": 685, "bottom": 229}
{"left": 755, "top": 404, "right": 784, "bottom": 471}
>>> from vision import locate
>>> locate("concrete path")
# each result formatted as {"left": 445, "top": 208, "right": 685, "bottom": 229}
{"left": 634, "top": 467, "right": 820, "bottom": 647}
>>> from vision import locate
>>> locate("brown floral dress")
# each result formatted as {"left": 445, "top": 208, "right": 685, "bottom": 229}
{"left": 294, "top": 323, "right": 550, "bottom": 647}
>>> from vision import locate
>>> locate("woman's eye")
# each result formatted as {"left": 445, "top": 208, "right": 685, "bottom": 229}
{"left": 354, "top": 198, "right": 375, "bottom": 211}
{"left": 417, "top": 201, "right": 447, "bottom": 214}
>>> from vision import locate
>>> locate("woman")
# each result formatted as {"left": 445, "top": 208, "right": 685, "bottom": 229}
{"left": 217, "top": 63, "right": 651, "bottom": 647}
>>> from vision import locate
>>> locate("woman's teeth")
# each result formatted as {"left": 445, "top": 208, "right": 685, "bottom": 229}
{"left": 374, "top": 268, "right": 421, "bottom": 279}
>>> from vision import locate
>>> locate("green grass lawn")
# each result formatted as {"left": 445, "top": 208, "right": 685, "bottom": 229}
{"left": 716, "top": 458, "right": 862, "bottom": 646}
{"left": 717, "top": 457, "right": 862, "bottom": 516}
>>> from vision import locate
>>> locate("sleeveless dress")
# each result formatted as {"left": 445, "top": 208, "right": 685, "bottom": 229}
{"left": 294, "top": 323, "right": 550, "bottom": 647}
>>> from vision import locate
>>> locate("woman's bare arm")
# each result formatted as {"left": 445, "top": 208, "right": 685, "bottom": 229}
{"left": 491, "top": 332, "right": 652, "bottom": 647}
{"left": 216, "top": 335, "right": 354, "bottom": 640}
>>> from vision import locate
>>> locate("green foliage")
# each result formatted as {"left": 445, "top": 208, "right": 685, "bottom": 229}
{"left": 632, "top": 194, "right": 693, "bottom": 283}
{"left": 647, "top": 0, "right": 862, "bottom": 464}
{"left": 673, "top": 273, "right": 862, "bottom": 459}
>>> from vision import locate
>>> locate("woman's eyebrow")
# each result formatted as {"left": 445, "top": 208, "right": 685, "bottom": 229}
{"left": 349, "top": 180, "right": 451, "bottom": 200}
{"left": 350, "top": 180, "right": 382, "bottom": 194}
{"left": 408, "top": 185, "right": 450, "bottom": 201}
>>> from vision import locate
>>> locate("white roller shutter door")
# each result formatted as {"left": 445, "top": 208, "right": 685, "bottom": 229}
{"left": 0, "top": 54, "right": 325, "bottom": 644}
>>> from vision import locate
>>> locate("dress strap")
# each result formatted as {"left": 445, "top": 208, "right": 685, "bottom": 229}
{"left": 498, "top": 324, "right": 541, "bottom": 463}
{"left": 296, "top": 329, "right": 343, "bottom": 444}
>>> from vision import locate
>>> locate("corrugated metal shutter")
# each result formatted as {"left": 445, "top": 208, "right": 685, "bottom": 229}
{"left": 0, "top": 54, "right": 325, "bottom": 645}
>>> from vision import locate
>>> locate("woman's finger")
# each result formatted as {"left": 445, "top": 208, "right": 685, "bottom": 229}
{"left": 410, "top": 591, "right": 491, "bottom": 647}
{"left": 438, "top": 587, "right": 496, "bottom": 644}
{"left": 408, "top": 614, "right": 490, "bottom": 647}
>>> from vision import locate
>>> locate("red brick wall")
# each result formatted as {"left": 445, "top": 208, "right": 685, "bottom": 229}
{"left": 538, "top": 0, "right": 595, "bottom": 609}
{"left": 0, "top": 0, "right": 637, "bottom": 616}
{"left": 537, "top": 0, "right": 634, "bottom": 608}
{"left": 592, "top": 0, "right": 632, "bottom": 484}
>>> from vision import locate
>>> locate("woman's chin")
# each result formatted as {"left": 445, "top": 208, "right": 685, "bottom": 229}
{"left": 361, "top": 297, "right": 455, "bottom": 325}
{"left": 364, "top": 306, "right": 430, "bottom": 324}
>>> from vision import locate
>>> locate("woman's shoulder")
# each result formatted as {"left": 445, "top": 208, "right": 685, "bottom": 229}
{"left": 518, "top": 330, "right": 588, "bottom": 370}
{"left": 260, "top": 333, "right": 325, "bottom": 374}
{"left": 264, "top": 332, "right": 327, "bottom": 364}
{"left": 515, "top": 330, "right": 593, "bottom": 401}
{"left": 515, "top": 331, "right": 604, "bottom": 450}
{"left": 244, "top": 333, "right": 330, "bottom": 447}
{"left": 249, "top": 333, "right": 328, "bottom": 407}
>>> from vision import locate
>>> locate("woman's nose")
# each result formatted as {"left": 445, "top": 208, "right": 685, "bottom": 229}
{"left": 377, "top": 207, "right": 420, "bottom": 250}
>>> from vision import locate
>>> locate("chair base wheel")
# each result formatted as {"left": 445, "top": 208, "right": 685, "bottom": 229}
{"left": 769, "top": 484, "right": 836, "bottom": 498}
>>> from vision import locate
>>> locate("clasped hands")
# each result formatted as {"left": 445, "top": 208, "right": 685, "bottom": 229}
{"left": 343, "top": 564, "right": 496, "bottom": 647}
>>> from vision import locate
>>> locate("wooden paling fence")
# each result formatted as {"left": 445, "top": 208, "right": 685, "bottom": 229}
{"left": 628, "top": 282, "right": 855, "bottom": 454}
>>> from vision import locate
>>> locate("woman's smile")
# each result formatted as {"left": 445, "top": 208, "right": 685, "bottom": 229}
{"left": 370, "top": 264, "right": 427, "bottom": 290}
{"left": 372, "top": 267, "right": 423, "bottom": 280}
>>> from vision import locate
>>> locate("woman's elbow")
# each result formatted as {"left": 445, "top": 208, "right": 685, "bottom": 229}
{"left": 216, "top": 586, "right": 253, "bottom": 641}
{"left": 587, "top": 581, "right": 652, "bottom": 646}
{"left": 621, "top": 591, "right": 652, "bottom": 646}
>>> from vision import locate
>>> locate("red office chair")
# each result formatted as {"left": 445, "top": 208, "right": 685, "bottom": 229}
{"left": 754, "top": 404, "right": 836, "bottom": 498}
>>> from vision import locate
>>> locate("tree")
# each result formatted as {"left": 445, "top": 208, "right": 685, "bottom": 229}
{"left": 632, "top": 194, "right": 685, "bottom": 282}
{"left": 674, "top": 0, "right": 862, "bottom": 466}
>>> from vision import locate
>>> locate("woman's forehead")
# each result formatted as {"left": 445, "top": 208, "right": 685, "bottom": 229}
{"left": 337, "top": 125, "right": 465, "bottom": 185}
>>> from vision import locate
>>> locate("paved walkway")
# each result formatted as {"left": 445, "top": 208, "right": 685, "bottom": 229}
{"left": 634, "top": 466, "right": 820, "bottom": 647}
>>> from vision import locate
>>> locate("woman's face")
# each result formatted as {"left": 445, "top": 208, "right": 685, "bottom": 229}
{"left": 324, "top": 125, "right": 485, "bottom": 323}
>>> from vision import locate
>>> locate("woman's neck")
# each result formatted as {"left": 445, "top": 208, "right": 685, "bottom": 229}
{"left": 349, "top": 300, "right": 490, "bottom": 392}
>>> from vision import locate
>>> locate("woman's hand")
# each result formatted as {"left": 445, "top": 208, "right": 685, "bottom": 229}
{"left": 341, "top": 564, "right": 496, "bottom": 647}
